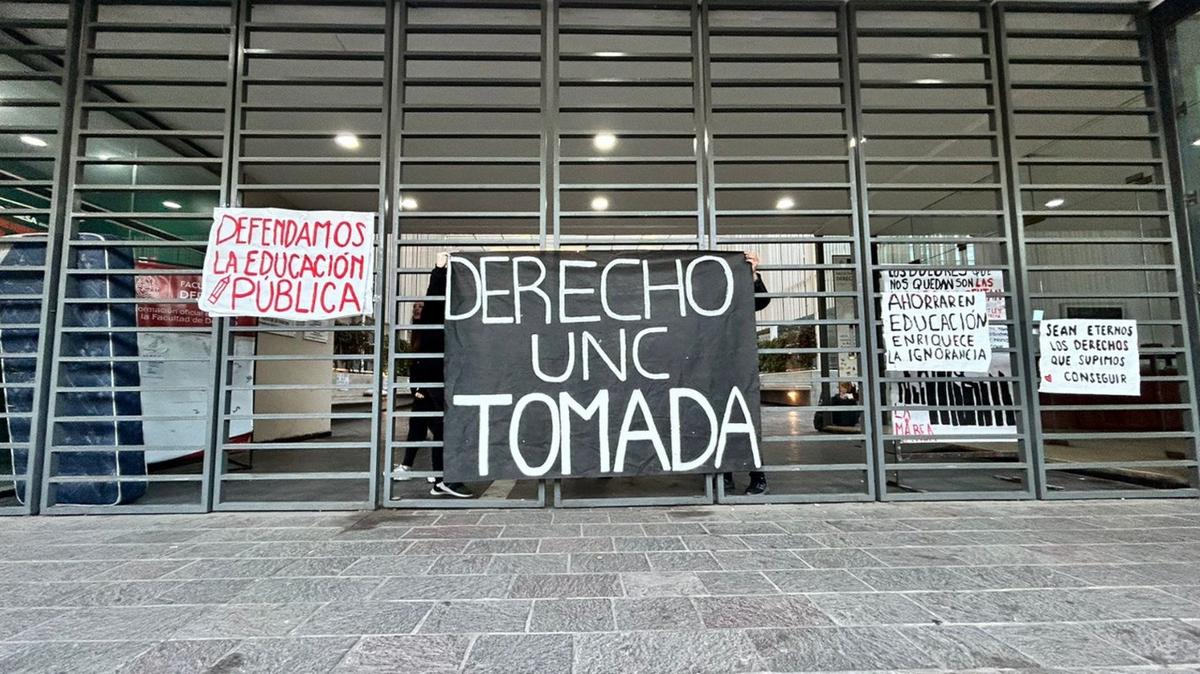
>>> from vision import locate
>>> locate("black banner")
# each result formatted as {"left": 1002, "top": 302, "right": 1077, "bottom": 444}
{"left": 442, "top": 251, "right": 762, "bottom": 481}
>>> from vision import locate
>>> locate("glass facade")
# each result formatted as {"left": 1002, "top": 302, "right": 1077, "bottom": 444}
{"left": 0, "top": 0, "right": 1197, "bottom": 514}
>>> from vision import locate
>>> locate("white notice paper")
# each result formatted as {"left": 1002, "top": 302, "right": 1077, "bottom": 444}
{"left": 199, "top": 207, "right": 376, "bottom": 320}
{"left": 1038, "top": 319, "right": 1140, "bottom": 396}
{"left": 882, "top": 291, "right": 991, "bottom": 373}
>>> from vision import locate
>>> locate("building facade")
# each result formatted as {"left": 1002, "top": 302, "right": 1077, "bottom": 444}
{"left": 1, "top": 0, "right": 1199, "bottom": 514}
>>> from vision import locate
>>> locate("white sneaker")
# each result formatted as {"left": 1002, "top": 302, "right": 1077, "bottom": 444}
{"left": 393, "top": 465, "right": 413, "bottom": 480}
{"left": 431, "top": 481, "right": 473, "bottom": 498}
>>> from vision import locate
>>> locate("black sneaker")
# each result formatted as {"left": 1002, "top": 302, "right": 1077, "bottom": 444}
{"left": 722, "top": 473, "right": 735, "bottom": 493}
{"left": 432, "top": 481, "right": 473, "bottom": 498}
{"left": 745, "top": 477, "right": 768, "bottom": 496}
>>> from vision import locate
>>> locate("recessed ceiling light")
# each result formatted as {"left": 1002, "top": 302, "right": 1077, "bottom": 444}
{"left": 19, "top": 135, "right": 47, "bottom": 148}
{"left": 775, "top": 196, "right": 796, "bottom": 210}
{"left": 1044, "top": 198, "right": 1065, "bottom": 209}
{"left": 594, "top": 51, "right": 626, "bottom": 58}
{"left": 400, "top": 197, "right": 418, "bottom": 210}
{"left": 591, "top": 196, "right": 609, "bottom": 211}
{"left": 162, "top": 200, "right": 182, "bottom": 210}
{"left": 593, "top": 132, "right": 617, "bottom": 151}
{"left": 916, "top": 78, "right": 943, "bottom": 84}
{"left": 333, "top": 132, "right": 360, "bottom": 150}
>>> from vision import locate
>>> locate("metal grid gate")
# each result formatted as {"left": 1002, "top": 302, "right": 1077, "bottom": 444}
{"left": 708, "top": 3, "right": 873, "bottom": 504}
{"left": 997, "top": 3, "right": 1200, "bottom": 498}
{"left": 0, "top": 1, "right": 76, "bottom": 514}
{"left": 0, "top": 0, "right": 1192, "bottom": 514}
{"left": 851, "top": 3, "right": 1038, "bottom": 500}
{"left": 212, "top": 0, "right": 389, "bottom": 511}
{"left": 382, "top": 0, "right": 547, "bottom": 508}
{"left": 42, "top": 0, "right": 235, "bottom": 514}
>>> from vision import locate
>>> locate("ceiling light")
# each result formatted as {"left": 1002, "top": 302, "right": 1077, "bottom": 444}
{"left": 591, "top": 196, "right": 609, "bottom": 211}
{"left": 400, "top": 197, "right": 418, "bottom": 210}
{"left": 594, "top": 51, "right": 626, "bottom": 58}
{"left": 775, "top": 196, "right": 796, "bottom": 210}
{"left": 1044, "top": 198, "right": 1065, "bottom": 209}
{"left": 916, "top": 78, "right": 943, "bottom": 84}
{"left": 162, "top": 200, "right": 182, "bottom": 210}
{"left": 333, "top": 132, "right": 360, "bottom": 150}
{"left": 19, "top": 135, "right": 47, "bottom": 148}
{"left": 593, "top": 132, "right": 617, "bottom": 151}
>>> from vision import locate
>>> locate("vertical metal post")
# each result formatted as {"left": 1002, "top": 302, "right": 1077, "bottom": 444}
{"left": 209, "top": 0, "right": 249, "bottom": 510}
{"left": 28, "top": 0, "right": 86, "bottom": 515}
{"left": 370, "top": 0, "right": 400, "bottom": 508}
{"left": 541, "top": 0, "right": 559, "bottom": 250}
{"left": 1145, "top": 9, "right": 1200, "bottom": 489}
{"left": 39, "top": 0, "right": 95, "bottom": 513}
{"left": 691, "top": 0, "right": 715, "bottom": 252}
{"left": 384, "top": 0, "right": 408, "bottom": 503}
{"left": 989, "top": 3, "right": 1043, "bottom": 498}
{"left": 842, "top": 3, "right": 884, "bottom": 500}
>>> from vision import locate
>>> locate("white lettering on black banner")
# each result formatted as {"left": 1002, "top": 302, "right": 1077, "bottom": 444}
{"left": 442, "top": 251, "right": 762, "bottom": 481}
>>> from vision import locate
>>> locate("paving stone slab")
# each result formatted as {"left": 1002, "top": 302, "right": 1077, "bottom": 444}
{"left": 487, "top": 553, "right": 568, "bottom": 575}
{"left": 0, "top": 640, "right": 155, "bottom": 674}
{"left": 694, "top": 594, "right": 834, "bottom": 629}
{"left": 418, "top": 600, "right": 532, "bottom": 634}
{"left": 612, "top": 596, "right": 703, "bottom": 631}
{"left": 210, "top": 636, "right": 357, "bottom": 674}
{"left": 989, "top": 623, "right": 1151, "bottom": 668}
{"left": 333, "top": 634, "right": 471, "bottom": 673}
{"left": 748, "top": 626, "right": 929, "bottom": 672}
{"left": 462, "top": 634, "right": 572, "bottom": 674}
{"left": 370, "top": 574, "right": 513, "bottom": 601}
{"left": 696, "top": 571, "right": 779, "bottom": 595}
{"left": 509, "top": 573, "right": 621, "bottom": 599}
{"left": 176, "top": 603, "right": 322, "bottom": 638}
{"left": 569, "top": 552, "right": 650, "bottom": 573}
{"left": 575, "top": 630, "right": 761, "bottom": 674}
{"left": 529, "top": 598, "right": 614, "bottom": 633}
{"left": 895, "top": 625, "right": 1038, "bottom": 669}
{"left": 119, "top": 639, "right": 239, "bottom": 674}
{"left": 292, "top": 601, "right": 433, "bottom": 637}
{"left": 620, "top": 572, "right": 705, "bottom": 598}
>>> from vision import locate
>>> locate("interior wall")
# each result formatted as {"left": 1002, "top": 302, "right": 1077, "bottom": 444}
{"left": 252, "top": 331, "right": 334, "bottom": 442}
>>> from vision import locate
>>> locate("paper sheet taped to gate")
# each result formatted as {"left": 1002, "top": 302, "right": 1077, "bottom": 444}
{"left": 1038, "top": 319, "right": 1140, "bottom": 396}
{"left": 199, "top": 207, "right": 375, "bottom": 320}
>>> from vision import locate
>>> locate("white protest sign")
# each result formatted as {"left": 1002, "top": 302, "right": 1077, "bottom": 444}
{"left": 881, "top": 270, "right": 1015, "bottom": 438}
{"left": 882, "top": 291, "right": 991, "bottom": 373}
{"left": 199, "top": 207, "right": 375, "bottom": 320}
{"left": 1038, "top": 319, "right": 1140, "bottom": 396}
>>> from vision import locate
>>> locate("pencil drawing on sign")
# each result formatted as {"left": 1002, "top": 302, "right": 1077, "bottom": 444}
{"left": 442, "top": 251, "right": 763, "bottom": 482}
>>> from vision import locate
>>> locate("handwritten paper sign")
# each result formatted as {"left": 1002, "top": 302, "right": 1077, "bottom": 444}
{"left": 199, "top": 207, "right": 375, "bottom": 320}
{"left": 882, "top": 291, "right": 991, "bottom": 373}
{"left": 1038, "top": 319, "right": 1140, "bottom": 396}
{"left": 442, "top": 251, "right": 762, "bottom": 482}
{"left": 881, "top": 270, "right": 1015, "bottom": 437}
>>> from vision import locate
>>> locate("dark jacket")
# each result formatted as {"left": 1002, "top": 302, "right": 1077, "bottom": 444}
{"left": 754, "top": 274, "right": 770, "bottom": 311}
{"left": 409, "top": 266, "right": 446, "bottom": 386}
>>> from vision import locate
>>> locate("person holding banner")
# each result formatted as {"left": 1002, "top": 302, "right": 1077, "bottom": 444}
{"left": 724, "top": 251, "right": 771, "bottom": 496}
{"left": 397, "top": 253, "right": 473, "bottom": 499}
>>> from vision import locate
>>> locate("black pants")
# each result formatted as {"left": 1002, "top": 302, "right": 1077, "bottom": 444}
{"left": 723, "top": 471, "right": 765, "bottom": 484}
{"left": 401, "top": 389, "right": 444, "bottom": 472}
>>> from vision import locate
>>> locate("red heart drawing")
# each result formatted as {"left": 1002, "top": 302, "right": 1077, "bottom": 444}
{"left": 1044, "top": 374, "right": 1052, "bottom": 382}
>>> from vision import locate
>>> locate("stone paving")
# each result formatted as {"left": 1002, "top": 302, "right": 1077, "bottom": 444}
{"left": 2, "top": 500, "right": 1200, "bottom": 673}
